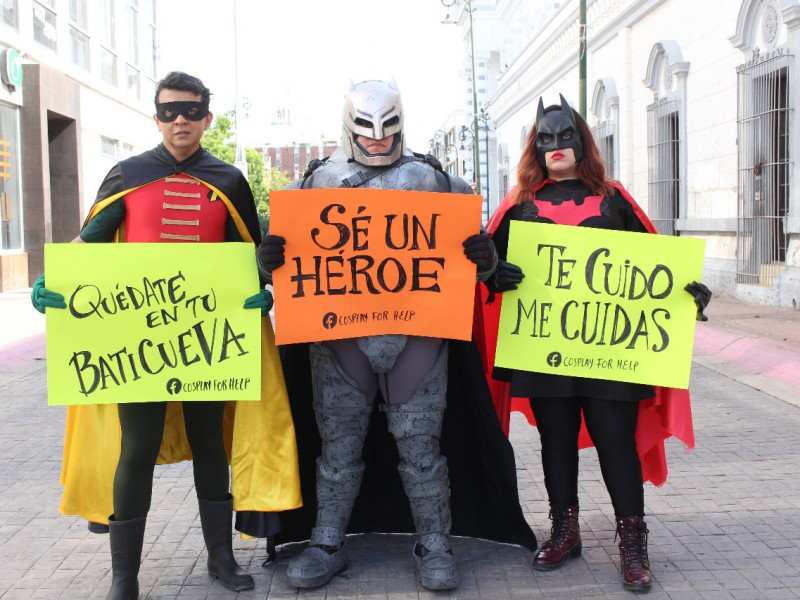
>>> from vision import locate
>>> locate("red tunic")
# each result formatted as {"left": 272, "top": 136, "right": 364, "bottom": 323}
{"left": 123, "top": 175, "right": 228, "bottom": 243}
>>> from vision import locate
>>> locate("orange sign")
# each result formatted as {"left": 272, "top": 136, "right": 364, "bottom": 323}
{"left": 270, "top": 188, "right": 482, "bottom": 344}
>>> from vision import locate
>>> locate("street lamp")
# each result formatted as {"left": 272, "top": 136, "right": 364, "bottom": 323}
{"left": 232, "top": 0, "right": 247, "bottom": 178}
{"left": 441, "top": 0, "right": 481, "bottom": 197}
{"left": 429, "top": 129, "right": 459, "bottom": 176}
{"left": 458, "top": 125, "right": 474, "bottom": 150}
{"left": 429, "top": 129, "right": 447, "bottom": 160}
{"left": 476, "top": 106, "right": 494, "bottom": 220}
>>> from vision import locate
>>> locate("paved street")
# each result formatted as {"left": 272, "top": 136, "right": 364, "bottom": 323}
{"left": 1, "top": 290, "right": 799, "bottom": 599}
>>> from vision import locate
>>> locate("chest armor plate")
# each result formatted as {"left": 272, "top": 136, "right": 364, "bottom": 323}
{"left": 305, "top": 151, "right": 441, "bottom": 192}
{"left": 123, "top": 175, "right": 228, "bottom": 242}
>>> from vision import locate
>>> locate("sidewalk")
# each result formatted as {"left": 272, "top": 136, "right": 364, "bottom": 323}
{"left": 0, "top": 290, "right": 45, "bottom": 359}
{"left": 692, "top": 295, "right": 800, "bottom": 407}
{"left": 1, "top": 289, "right": 799, "bottom": 599}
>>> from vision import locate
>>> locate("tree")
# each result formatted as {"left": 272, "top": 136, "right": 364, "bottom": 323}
{"left": 202, "top": 111, "right": 236, "bottom": 164}
{"left": 259, "top": 166, "right": 291, "bottom": 233}
{"left": 203, "top": 111, "right": 286, "bottom": 234}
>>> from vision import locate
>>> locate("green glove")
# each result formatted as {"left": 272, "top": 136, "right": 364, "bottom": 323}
{"left": 243, "top": 288, "right": 274, "bottom": 317}
{"left": 31, "top": 273, "right": 66, "bottom": 314}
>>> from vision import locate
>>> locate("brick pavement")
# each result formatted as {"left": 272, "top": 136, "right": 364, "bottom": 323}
{"left": 1, "top": 291, "right": 799, "bottom": 599}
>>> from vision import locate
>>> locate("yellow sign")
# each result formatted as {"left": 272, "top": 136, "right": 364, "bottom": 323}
{"left": 45, "top": 243, "right": 262, "bottom": 405}
{"left": 495, "top": 222, "right": 705, "bottom": 389}
{"left": 270, "top": 188, "right": 481, "bottom": 345}
{"left": 0, "top": 138, "right": 11, "bottom": 182}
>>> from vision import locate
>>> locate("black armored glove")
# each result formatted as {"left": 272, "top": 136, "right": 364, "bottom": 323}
{"left": 463, "top": 232, "right": 499, "bottom": 282}
{"left": 684, "top": 281, "right": 712, "bottom": 322}
{"left": 486, "top": 260, "right": 525, "bottom": 293}
{"left": 256, "top": 235, "right": 286, "bottom": 284}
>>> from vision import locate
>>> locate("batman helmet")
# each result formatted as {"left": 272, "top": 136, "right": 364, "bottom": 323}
{"left": 341, "top": 80, "right": 405, "bottom": 167}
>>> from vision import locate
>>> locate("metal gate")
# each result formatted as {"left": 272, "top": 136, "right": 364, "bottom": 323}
{"left": 647, "top": 97, "right": 681, "bottom": 236}
{"left": 736, "top": 49, "right": 791, "bottom": 285}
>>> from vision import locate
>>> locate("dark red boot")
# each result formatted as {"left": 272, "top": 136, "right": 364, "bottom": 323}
{"left": 616, "top": 516, "right": 652, "bottom": 592}
{"left": 532, "top": 505, "right": 581, "bottom": 571}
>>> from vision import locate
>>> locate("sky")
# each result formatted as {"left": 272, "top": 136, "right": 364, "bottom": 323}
{"left": 157, "top": 0, "right": 466, "bottom": 151}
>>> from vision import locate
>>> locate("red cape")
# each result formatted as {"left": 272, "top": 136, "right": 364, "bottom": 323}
{"left": 474, "top": 182, "right": 695, "bottom": 486}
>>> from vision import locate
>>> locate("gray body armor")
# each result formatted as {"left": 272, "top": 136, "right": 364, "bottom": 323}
{"left": 285, "top": 146, "right": 470, "bottom": 591}
{"left": 288, "top": 147, "right": 474, "bottom": 195}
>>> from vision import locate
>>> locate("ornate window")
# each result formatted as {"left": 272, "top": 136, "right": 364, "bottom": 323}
{"left": 590, "top": 78, "right": 619, "bottom": 180}
{"left": 731, "top": 0, "right": 796, "bottom": 285}
{"left": 644, "top": 41, "right": 690, "bottom": 236}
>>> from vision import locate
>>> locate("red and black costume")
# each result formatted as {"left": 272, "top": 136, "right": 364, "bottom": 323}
{"left": 474, "top": 93, "right": 698, "bottom": 591}
{"left": 476, "top": 179, "right": 695, "bottom": 491}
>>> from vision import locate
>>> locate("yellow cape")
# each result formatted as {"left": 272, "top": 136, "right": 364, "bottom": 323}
{"left": 58, "top": 176, "right": 302, "bottom": 524}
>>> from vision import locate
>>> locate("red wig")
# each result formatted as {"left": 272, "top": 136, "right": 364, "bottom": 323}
{"left": 515, "top": 105, "right": 614, "bottom": 203}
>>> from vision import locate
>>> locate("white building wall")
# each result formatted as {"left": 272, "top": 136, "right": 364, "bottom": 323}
{"left": 79, "top": 87, "right": 160, "bottom": 211}
{"left": 484, "top": 0, "right": 800, "bottom": 307}
{"left": 1, "top": 0, "right": 159, "bottom": 214}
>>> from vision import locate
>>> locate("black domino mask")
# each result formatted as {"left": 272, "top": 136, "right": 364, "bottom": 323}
{"left": 155, "top": 101, "right": 210, "bottom": 123}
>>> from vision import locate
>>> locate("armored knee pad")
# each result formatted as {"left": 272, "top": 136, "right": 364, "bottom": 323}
{"left": 309, "top": 343, "right": 373, "bottom": 470}
{"left": 386, "top": 341, "right": 448, "bottom": 470}
{"left": 385, "top": 343, "right": 452, "bottom": 548}
{"left": 308, "top": 343, "right": 375, "bottom": 544}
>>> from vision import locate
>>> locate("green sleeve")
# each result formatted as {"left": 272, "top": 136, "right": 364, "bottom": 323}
{"left": 79, "top": 197, "right": 126, "bottom": 242}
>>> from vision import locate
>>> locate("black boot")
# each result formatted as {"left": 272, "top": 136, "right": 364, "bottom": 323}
{"left": 197, "top": 496, "right": 254, "bottom": 591}
{"left": 262, "top": 536, "right": 276, "bottom": 567}
{"left": 106, "top": 515, "right": 146, "bottom": 600}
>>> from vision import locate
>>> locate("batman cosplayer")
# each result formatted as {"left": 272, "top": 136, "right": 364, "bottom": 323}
{"left": 31, "top": 72, "right": 301, "bottom": 600}
{"left": 251, "top": 80, "right": 537, "bottom": 591}
{"left": 474, "top": 94, "right": 711, "bottom": 592}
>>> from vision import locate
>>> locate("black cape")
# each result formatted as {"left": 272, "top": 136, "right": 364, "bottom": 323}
{"left": 68, "top": 144, "right": 305, "bottom": 531}
{"left": 242, "top": 338, "right": 538, "bottom": 551}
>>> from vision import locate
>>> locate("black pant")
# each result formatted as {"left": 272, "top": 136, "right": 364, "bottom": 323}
{"left": 113, "top": 401, "right": 229, "bottom": 520}
{"left": 529, "top": 396, "right": 644, "bottom": 517}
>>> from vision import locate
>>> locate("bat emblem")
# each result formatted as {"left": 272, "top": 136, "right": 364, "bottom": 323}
{"left": 533, "top": 195, "right": 604, "bottom": 226}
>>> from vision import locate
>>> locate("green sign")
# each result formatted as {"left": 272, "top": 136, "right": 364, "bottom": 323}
{"left": 495, "top": 222, "right": 705, "bottom": 389}
{"left": 45, "top": 243, "right": 262, "bottom": 405}
{"left": 1, "top": 49, "right": 23, "bottom": 90}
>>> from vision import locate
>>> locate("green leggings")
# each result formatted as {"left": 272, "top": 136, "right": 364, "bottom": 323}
{"left": 113, "top": 401, "right": 229, "bottom": 520}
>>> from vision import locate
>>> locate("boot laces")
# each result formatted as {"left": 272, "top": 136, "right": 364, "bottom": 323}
{"left": 545, "top": 507, "right": 571, "bottom": 547}
{"left": 619, "top": 520, "right": 649, "bottom": 566}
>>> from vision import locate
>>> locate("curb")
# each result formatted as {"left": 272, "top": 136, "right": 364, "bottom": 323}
{"left": 693, "top": 325, "right": 800, "bottom": 408}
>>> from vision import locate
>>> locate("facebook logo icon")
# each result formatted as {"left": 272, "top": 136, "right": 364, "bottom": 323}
{"left": 322, "top": 313, "right": 338, "bottom": 329}
{"left": 546, "top": 352, "right": 562, "bottom": 368}
{"left": 166, "top": 378, "right": 182, "bottom": 395}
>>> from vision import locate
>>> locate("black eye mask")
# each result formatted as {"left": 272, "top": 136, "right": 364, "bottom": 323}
{"left": 535, "top": 94, "right": 583, "bottom": 168}
{"left": 155, "top": 101, "right": 210, "bottom": 122}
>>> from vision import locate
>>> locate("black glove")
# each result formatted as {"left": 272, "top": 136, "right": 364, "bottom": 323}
{"left": 684, "top": 281, "right": 712, "bottom": 322}
{"left": 256, "top": 235, "right": 285, "bottom": 283}
{"left": 520, "top": 199, "right": 538, "bottom": 221}
{"left": 486, "top": 260, "right": 525, "bottom": 293}
{"left": 463, "top": 232, "right": 498, "bottom": 281}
